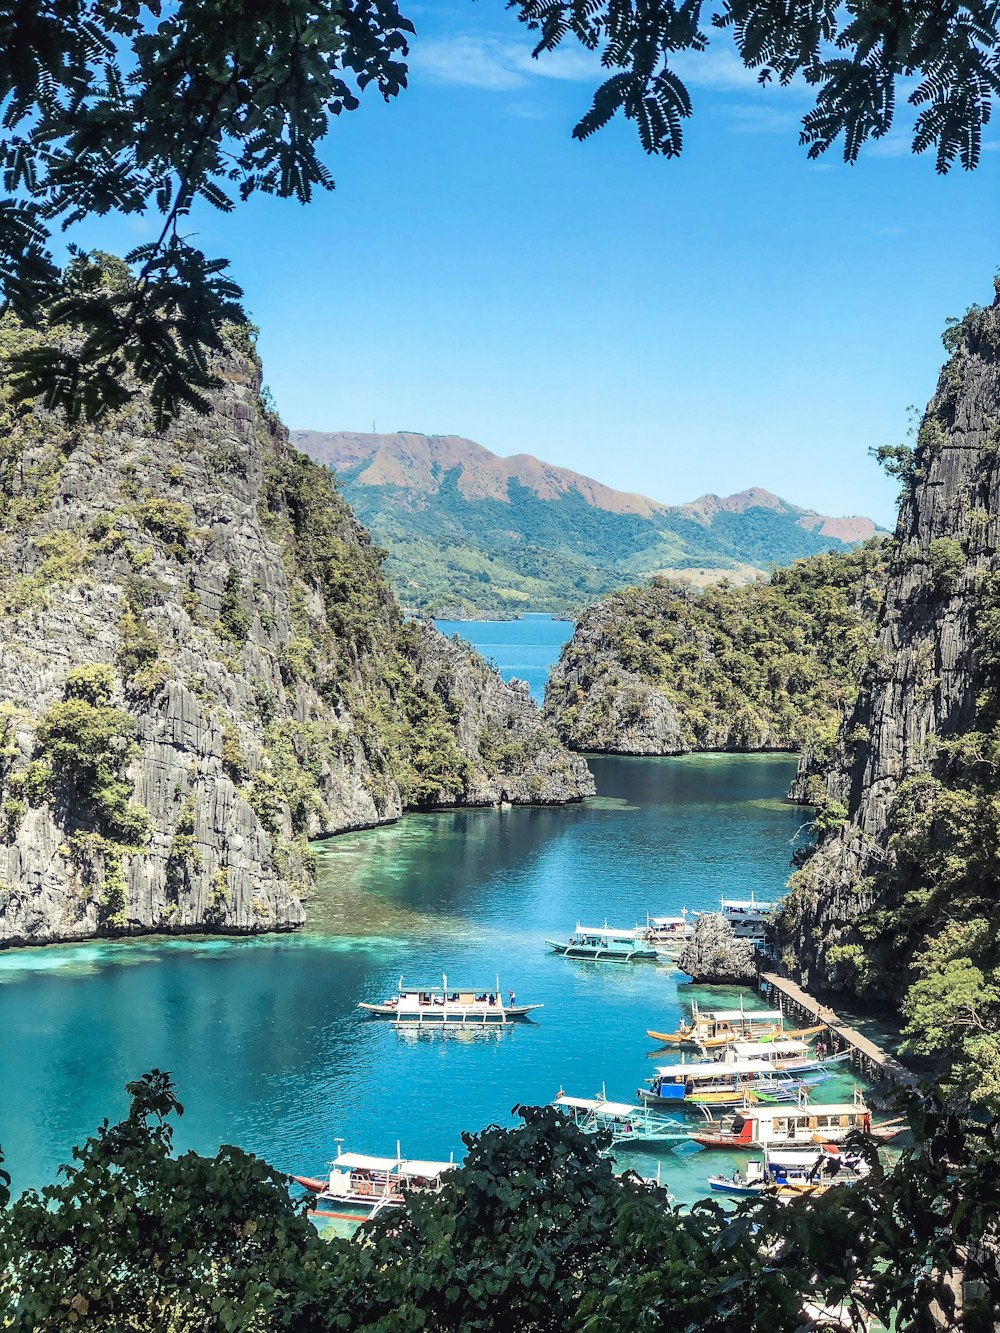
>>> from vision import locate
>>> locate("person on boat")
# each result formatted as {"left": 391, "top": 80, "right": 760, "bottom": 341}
{"left": 489, "top": 993, "right": 496, "bottom": 1006}
{"left": 508, "top": 989, "right": 516, "bottom": 1006}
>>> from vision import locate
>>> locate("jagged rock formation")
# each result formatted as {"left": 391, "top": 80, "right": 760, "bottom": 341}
{"left": 0, "top": 326, "right": 592, "bottom": 947}
{"left": 778, "top": 288, "right": 1000, "bottom": 1001}
{"left": 678, "top": 915, "right": 758, "bottom": 984}
{"left": 543, "top": 549, "right": 884, "bottom": 755}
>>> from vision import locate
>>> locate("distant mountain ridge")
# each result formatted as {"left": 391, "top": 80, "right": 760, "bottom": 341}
{"left": 291, "top": 430, "right": 885, "bottom": 617}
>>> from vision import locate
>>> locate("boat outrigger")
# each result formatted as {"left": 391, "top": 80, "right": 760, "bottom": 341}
{"left": 358, "top": 975, "right": 542, "bottom": 1024}
{"left": 295, "top": 1147, "right": 455, "bottom": 1221}
{"left": 547, "top": 924, "right": 659, "bottom": 963}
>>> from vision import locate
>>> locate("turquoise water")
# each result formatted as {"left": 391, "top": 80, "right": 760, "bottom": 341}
{"left": 0, "top": 753, "right": 857, "bottom": 1209}
{"left": 434, "top": 613, "right": 573, "bottom": 703}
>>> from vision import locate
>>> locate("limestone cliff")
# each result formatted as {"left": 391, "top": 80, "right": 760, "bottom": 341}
{"left": 543, "top": 550, "right": 884, "bottom": 755}
{"left": 778, "top": 286, "right": 1000, "bottom": 1001}
{"left": 0, "top": 326, "right": 592, "bottom": 947}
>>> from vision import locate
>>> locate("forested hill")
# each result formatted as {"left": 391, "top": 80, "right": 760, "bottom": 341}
{"left": 543, "top": 544, "right": 887, "bottom": 757}
{"left": 291, "top": 430, "right": 883, "bottom": 617}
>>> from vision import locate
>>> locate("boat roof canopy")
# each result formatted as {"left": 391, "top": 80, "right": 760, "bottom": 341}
{"left": 594, "top": 1100, "right": 640, "bottom": 1116}
{"left": 766, "top": 1151, "right": 822, "bottom": 1167}
{"left": 648, "top": 916, "right": 687, "bottom": 927}
{"left": 741, "top": 1103, "right": 867, "bottom": 1121}
{"left": 397, "top": 1160, "right": 454, "bottom": 1179}
{"left": 554, "top": 1095, "right": 601, "bottom": 1111}
{"left": 656, "top": 1058, "right": 778, "bottom": 1078}
{"left": 332, "top": 1152, "right": 399, "bottom": 1172}
{"left": 732, "top": 1040, "right": 809, "bottom": 1057}
{"left": 574, "top": 924, "right": 640, "bottom": 938}
{"left": 722, "top": 899, "right": 775, "bottom": 911}
{"left": 704, "top": 1009, "right": 783, "bottom": 1023}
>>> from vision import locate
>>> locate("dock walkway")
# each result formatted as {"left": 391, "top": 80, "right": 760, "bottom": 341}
{"left": 759, "top": 971, "right": 919, "bottom": 1090}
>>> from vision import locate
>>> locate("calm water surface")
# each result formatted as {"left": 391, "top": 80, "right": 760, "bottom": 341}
{"left": 434, "top": 614, "right": 573, "bottom": 703}
{"left": 0, "top": 753, "right": 857, "bottom": 1208}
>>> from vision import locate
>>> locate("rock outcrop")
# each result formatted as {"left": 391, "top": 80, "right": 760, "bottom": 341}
{"left": 778, "top": 287, "right": 1000, "bottom": 998}
{"left": 678, "top": 915, "right": 759, "bottom": 985}
{"left": 0, "top": 326, "right": 592, "bottom": 947}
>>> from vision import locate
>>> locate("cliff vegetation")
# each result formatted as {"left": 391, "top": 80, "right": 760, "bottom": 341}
{"left": 544, "top": 544, "right": 886, "bottom": 756}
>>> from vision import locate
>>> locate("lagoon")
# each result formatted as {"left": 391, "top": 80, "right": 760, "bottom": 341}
{"left": 0, "top": 752, "right": 839, "bottom": 1209}
{"left": 434, "top": 613, "right": 573, "bottom": 704}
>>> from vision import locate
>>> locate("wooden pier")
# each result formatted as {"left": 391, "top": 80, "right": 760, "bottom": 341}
{"left": 759, "top": 971, "right": 920, "bottom": 1091}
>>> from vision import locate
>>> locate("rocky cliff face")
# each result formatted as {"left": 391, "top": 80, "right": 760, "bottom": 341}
{"left": 0, "top": 326, "right": 592, "bottom": 947}
{"left": 779, "top": 288, "right": 1000, "bottom": 998}
{"left": 678, "top": 915, "right": 758, "bottom": 985}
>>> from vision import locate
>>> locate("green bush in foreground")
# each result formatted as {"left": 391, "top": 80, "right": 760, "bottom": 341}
{"left": 0, "top": 1073, "right": 997, "bottom": 1331}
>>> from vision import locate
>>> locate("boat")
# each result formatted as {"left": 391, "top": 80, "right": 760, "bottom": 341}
{"left": 640, "top": 913, "right": 695, "bottom": 958}
{"left": 689, "top": 1091, "right": 905, "bottom": 1149}
{"left": 647, "top": 1002, "right": 792, "bottom": 1049}
{"left": 358, "top": 975, "right": 542, "bottom": 1024}
{"left": 708, "top": 1144, "right": 872, "bottom": 1198}
{"left": 553, "top": 1092, "right": 687, "bottom": 1146}
{"left": 694, "top": 892, "right": 775, "bottom": 941}
{"left": 718, "top": 1039, "right": 851, "bottom": 1075}
{"left": 638, "top": 1058, "right": 821, "bottom": 1109}
{"left": 547, "top": 924, "right": 659, "bottom": 963}
{"left": 297, "top": 1148, "right": 455, "bottom": 1221}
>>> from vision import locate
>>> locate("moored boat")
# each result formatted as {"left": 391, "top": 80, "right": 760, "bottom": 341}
{"left": 358, "top": 975, "right": 542, "bottom": 1024}
{"left": 639, "top": 1057, "right": 819, "bottom": 1109}
{"left": 708, "top": 1144, "right": 872, "bottom": 1198}
{"left": 553, "top": 1092, "right": 687, "bottom": 1146}
{"left": 547, "top": 924, "right": 659, "bottom": 963}
{"left": 694, "top": 892, "right": 775, "bottom": 941}
{"left": 718, "top": 1039, "right": 851, "bottom": 1075}
{"left": 689, "top": 1092, "right": 905, "bottom": 1150}
{"left": 647, "top": 1002, "right": 790, "bottom": 1049}
{"left": 301, "top": 1149, "right": 455, "bottom": 1221}
{"left": 640, "top": 913, "right": 695, "bottom": 957}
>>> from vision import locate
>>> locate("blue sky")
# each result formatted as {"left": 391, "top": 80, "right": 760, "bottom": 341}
{"left": 88, "top": 2, "right": 998, "bottom": 527}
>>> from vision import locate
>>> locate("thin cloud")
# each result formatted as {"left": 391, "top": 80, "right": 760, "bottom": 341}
{"left": 409, "top": 35, "right": 598, "bottom": 91}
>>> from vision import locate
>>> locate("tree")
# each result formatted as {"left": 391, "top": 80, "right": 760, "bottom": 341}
{"left": 1, "top": 1072, "right": 999, "bottom": 1331}
{"left": 0, "top": 2, "right": 996, "bottom": 425}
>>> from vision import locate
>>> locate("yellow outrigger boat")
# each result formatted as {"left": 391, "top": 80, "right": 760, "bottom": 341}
{"left": 647, "top": 1001, "right": 824, "bottom": 1049}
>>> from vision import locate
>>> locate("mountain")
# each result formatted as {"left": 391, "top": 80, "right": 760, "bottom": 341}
{"left": 542, "top": 545, "right": 887, "bottom": 756}
{"left": 0, "top": 325, "right": 592, "bottom": 948}
{"left": 290, "top": 431, "right": 885, "bottom": 618}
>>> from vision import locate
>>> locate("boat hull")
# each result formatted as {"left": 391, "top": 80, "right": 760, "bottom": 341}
{"left": 358, "top": 1002, "right": 542, "bottom": 1022}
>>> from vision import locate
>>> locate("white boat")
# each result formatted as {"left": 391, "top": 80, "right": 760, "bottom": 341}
{"left": 690, "top": 1089, "right": 904, "bottom": 1149}
{"left": 708, "top": 1145, "right": 872, "bottom": 1198}
{"left": 358, "top": 975, "right": 542, "bottom": 1024}
{"left": 547, "top": 924, "right": 659, "bottom": 963}
{"left": 718, "top": 1039, "right": 851, "bottom": 1075}
{"left": 697, "top": 892, "right": 775, "bottom": 940}
{"left": 641, "top": 913, "right": 695, "bottom": 957}
{"left": 639, "top": 1057, "right": 819, "bottom": 1109}
{"left": 553, "top": 1092, "right": 687, "bottom": 1146}
{"left": 296, "top": 1148, "right": 455, "bottom": 1221}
